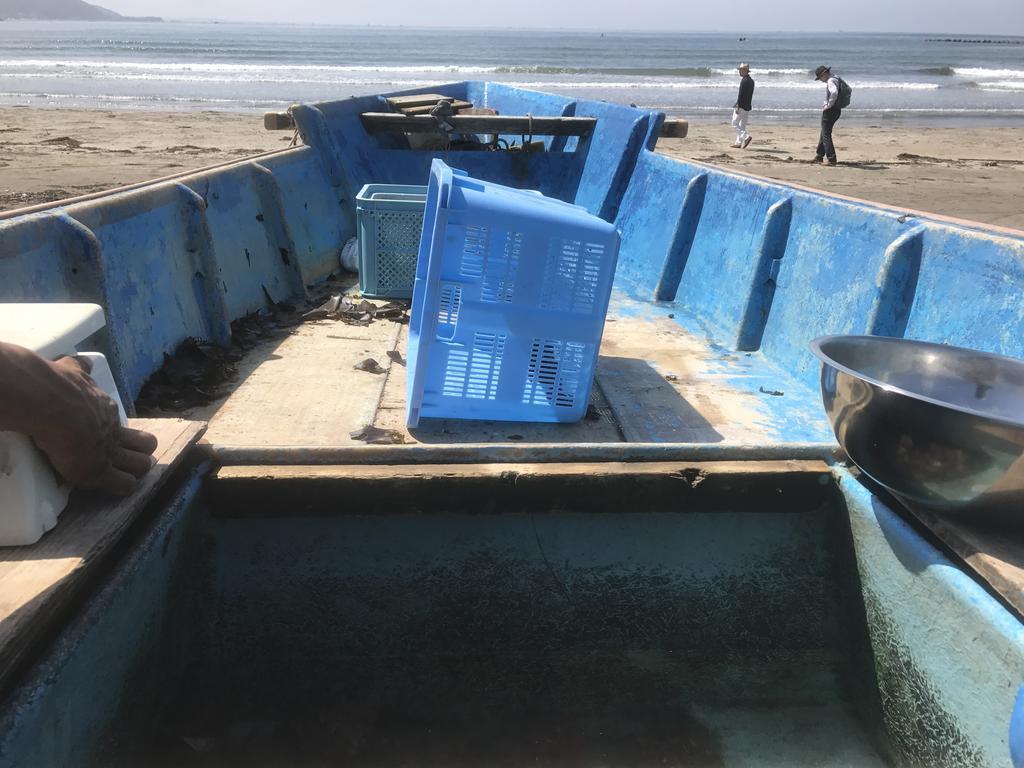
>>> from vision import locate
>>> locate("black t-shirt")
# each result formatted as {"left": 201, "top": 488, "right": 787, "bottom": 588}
{"left": 736, "top": 75, "right": 754, "bottom": 111}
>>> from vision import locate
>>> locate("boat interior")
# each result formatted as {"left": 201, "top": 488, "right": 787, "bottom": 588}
{"left": 1, "top": 82, "right": 1024, "bottom": 766}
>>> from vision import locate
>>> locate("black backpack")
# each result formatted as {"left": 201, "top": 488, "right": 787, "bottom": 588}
{"left": 835, "top": 76, "right": 853, "bottom": 108}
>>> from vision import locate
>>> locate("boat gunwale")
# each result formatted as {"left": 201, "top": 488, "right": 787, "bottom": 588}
{"left": 0, "top": 145, "right": 302, "bottom": 222}
{"left": 679, "top": 154, "right": 1024, "bottom": 239}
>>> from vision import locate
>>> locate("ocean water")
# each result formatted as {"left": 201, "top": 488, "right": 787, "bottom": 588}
{"left": 1, "top": 21, "right": 1022, "bottom": 124}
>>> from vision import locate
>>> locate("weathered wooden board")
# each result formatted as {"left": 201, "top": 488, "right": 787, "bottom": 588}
{"left": 597, "top": 314, "right": 781, "bottom": 444}
{"left": 384, "top": 93, "right": 455, "bottom": 110}
{"left": 0, "top": 418, "right": 205, "bottom": 693}
{"left": 905, "top": 503, "right": 1024, "bottom": 620}
{"left": 399, "top": 100, "right": 474, "bottom": 116}
{"left": 209, "top": 460, "right": 834, "bottom": 517}
{"left": 198, "top": 319, "right": 403, "bottom": 448}
{"left": 659, "top": 118, "right": 689, "bottom": 139}
{"left": 360, "top": 113, "right": 597, "bottom": 136}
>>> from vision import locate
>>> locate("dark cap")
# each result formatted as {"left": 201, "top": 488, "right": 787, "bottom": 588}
{"left": 814, "top": 65, "right": 831, "bottom": 78}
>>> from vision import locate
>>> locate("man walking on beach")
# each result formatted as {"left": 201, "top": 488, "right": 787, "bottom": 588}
{"left": 732, "top": 63, "right": 754, "bottom": 149}
{"left": 814, "top": 65, "right": 841, "bottom": 165}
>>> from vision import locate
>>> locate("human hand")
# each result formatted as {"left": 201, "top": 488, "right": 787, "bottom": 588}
{"left": 30, "top": 356, "right": 158, "bottom": 497}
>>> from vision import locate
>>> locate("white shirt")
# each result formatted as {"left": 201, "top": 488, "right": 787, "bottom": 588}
{"left": 823, "top": 76, "right": 840, "bottom": 109}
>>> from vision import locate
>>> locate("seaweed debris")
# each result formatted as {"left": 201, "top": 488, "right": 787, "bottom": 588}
{"left": 135, "top": 277, "right": 409, "bottom": 415}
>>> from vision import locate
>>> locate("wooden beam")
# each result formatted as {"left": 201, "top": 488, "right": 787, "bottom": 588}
{"left": 0, "top": 418, "right": 205, "bottom": 694}
{"left": 399, "top": 100, "right": 474, "bottom": 116}
{"left": 208, "top": 460, "right": 833, "bottom": 517}
{"left": 263, "top": 111, "right": 295, "bottom": 131}
{"left": 905, "top": 502, "right": 1024, "bottom": 621}
{"left": 660, "top": 118, "right": 689, "bottom": 139}
{"left": 385, "top": 93, "right": 455, "bottom": 110}
{"left": 360, "top": 112, "right": 597, "bottom": 137}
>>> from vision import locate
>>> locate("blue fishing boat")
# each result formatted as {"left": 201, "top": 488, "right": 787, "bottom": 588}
{"left": 1, "top": 82, "right": 1024, "bottom": 766}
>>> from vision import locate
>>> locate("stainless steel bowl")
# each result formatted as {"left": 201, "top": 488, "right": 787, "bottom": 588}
{"left": 810, "top": 335, "right": 1024, "bottom": 513}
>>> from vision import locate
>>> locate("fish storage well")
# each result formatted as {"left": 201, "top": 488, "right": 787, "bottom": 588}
{"left": 1, "top": 463, "right": 929, "bottom": 768}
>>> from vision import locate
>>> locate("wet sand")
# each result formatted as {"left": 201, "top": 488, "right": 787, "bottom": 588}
{"left": 1, "top": 107, "right": 1022, "bottom": 231}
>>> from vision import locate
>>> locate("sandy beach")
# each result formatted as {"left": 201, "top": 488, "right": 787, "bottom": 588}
{"left": 0, "top": 107, "right": 285, "bottom": 211}
{"left": 658, "top": 118, "right": 1024, "bottom": 232}
{"left": 1, "top": 107, "right": 1022, "bottom": 231}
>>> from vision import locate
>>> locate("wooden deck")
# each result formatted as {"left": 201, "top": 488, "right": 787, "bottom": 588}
{"left": 196, "top": 304, "right": 827, "bottom": 453}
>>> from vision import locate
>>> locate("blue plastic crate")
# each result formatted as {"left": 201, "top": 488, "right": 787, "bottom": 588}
{"left": 355, "top": 184, "right": 427, "bottom": 299}
{"left": 407, "top": 160, "right": 620, "bottom": 427}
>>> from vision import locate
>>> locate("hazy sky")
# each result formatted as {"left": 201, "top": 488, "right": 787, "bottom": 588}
{"left": 98, "top": 0, "right": 1024, "bottom": 35}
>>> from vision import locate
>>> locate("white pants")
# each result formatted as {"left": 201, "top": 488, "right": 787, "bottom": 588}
{"left": 732, "top": 108, "right": 750, "bottom": 144}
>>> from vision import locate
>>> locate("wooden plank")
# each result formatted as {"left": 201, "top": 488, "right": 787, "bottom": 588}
{"left": 597, "top": 315, "right": 782, "bottom": 444}
{"left": 660, "top": 118, "right": 689, "bottom": 139}
{"left": 384, "top": 93, "right": 452, "bottom": 109}
{"left": 399, "top": 100, "right": 474, "bottom": 116}
{"left": 264, "top": 111, "right": 295, "bottom": 131}
{"left": 0, "top": 418, "right": 205, "bottom": 693}
{"left": 360, "top": 113, "right": 597, "bottom": 136}
{"left": 204, "top": 442, "right": 840, "bottom": 466}
{"left": 198, "top": 319, "right": 403, "bottom": 448}
{"left": 905, "top": 504, "right": 1024, "bottom": 619}
{"left": 209, "top": 460, "right": 834, "bottom": 517}
{"left": 452, "top": 107, "right": 498, "bottom": 116}
{"left": 214, "top": 459, "right": 830, "bottom": 481}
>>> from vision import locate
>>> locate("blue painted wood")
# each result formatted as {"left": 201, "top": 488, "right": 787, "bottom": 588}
{"left": 655, "top": 172, "right": 708, "bottom": 302}
{"left": 840, "top": 470, "right": 1024, "bottom": 766}
{"left": 735, "top": 196, "right": 793, "bottom": 351}
{"left": 902, "top": 225, "right": 1024, "bottom": 357}
{"left": 1011, "top": 687, "right": 1024, "bottom": 768}
{"left": 0, "top": 211, "right": 106, "bottom": 305}
{"left": 865, "top": 225, "right": 924, "bottom": 338}
{"left": 182, "top": 163, "right": 306, "bottom": 316}
{"left": 672, "top": 172, "right": 786, "bottom": 342}
{"left": 63, "top": 183, "right": 231, "bottom": 400}
{"left": 753, "top": 200, "right": 920, "bottom": 390}
{"left": 255, "top": 147, "right": 351, "bottom": 286}
{"left": 610, "top": 150, "right": 692, "bottom": 296}
{"left": 567, "top": 100, "right": 653, "bottom": 221}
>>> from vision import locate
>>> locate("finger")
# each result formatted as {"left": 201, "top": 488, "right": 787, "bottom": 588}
{"left": 57, "top": 354, "right": 94, "bottom": 374}
{"left": 53, "top": 354, "right": 93, "bottom": 375}
{"left": 72, "top": 354, "right": 94, "bottom": 374}
{"left": 111, "top": 446, "right": 156, "bottom": 478}
{"left": 119, "top": 427, "right": 159, "bottom": 455}
{"left": 96, "top": 465, "right": 139, "bottom": 498}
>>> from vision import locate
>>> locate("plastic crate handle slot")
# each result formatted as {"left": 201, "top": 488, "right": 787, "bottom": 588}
{"left": 434, "top": 282, "right": 463, "bottom": 342}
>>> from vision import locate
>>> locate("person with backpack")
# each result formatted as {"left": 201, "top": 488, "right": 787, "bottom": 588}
{"left": 731, "top": 63, "right": 754, "bottom": 149}
{"left": 813, "top": 65, "right": 851, "bottom": 165}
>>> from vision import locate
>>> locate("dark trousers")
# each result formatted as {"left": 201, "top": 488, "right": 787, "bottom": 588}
{"left": 816, "top": 106, "right": 842, "bottom": 161}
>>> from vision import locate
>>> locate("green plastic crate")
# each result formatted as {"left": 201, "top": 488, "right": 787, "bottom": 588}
{"left": 356, "top": 184, "right": 427, "bottom": 299}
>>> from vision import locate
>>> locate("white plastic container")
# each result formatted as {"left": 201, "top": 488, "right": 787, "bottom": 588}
{"left": 0, "top": 305, "right": 126, "bottom": 546}
{"left": 0, "top": 433, "right": 70, "bottom": 546}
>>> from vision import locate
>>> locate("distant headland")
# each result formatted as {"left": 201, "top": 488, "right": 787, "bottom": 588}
{"left": 0, "top": 0, "right": 162, "bottom": 21}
